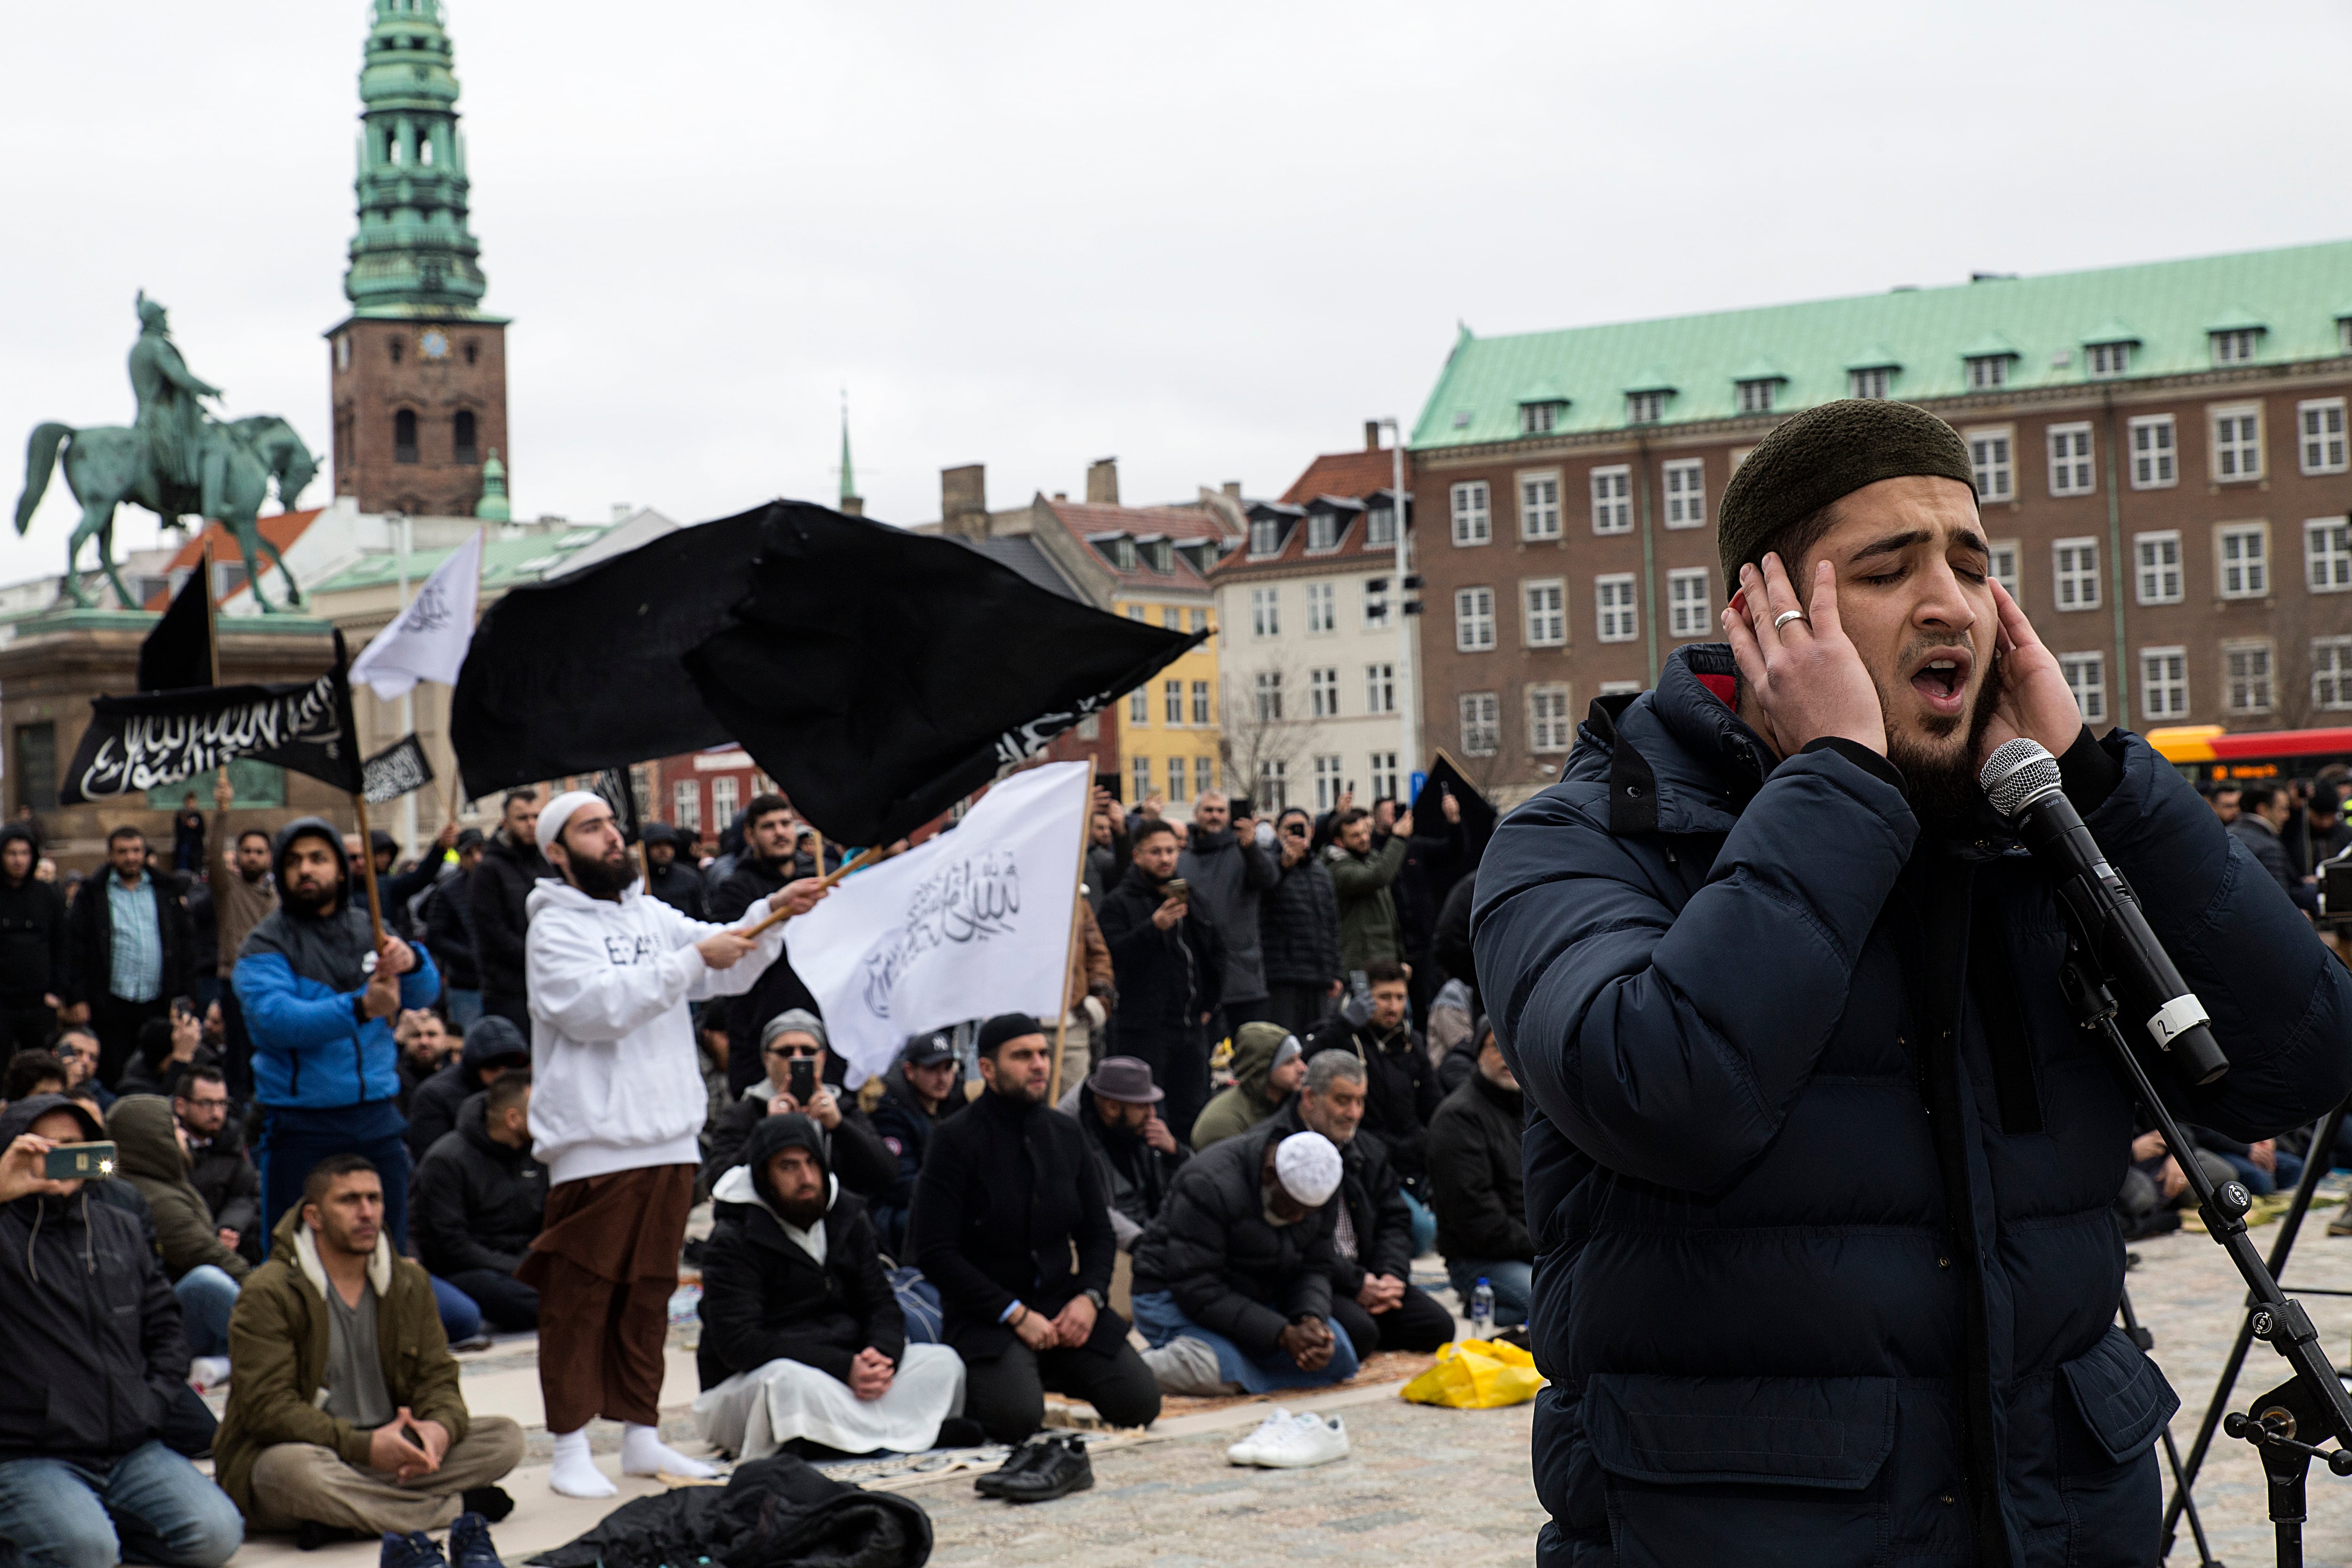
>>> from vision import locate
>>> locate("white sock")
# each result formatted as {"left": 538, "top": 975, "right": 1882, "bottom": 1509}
{"left": 621, "top": 1423, "right": 716, "bottom": 1479}
{"left": 548, "top": 1429, "right": 617, "bottom": 1498}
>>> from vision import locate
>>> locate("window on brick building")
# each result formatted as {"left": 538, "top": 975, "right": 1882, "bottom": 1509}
{"left": 1528, "top": 686, "right": 1572, "bottom": 753}
{"left": 2210, "top": 328, "right": 2261, "bottom": 366}
{"left": 2314, "top": 638, "right": 2352, "bottom": 711}
{"left": 2088, "top": 341, "right": 2132, "bottom": 378}
{"left": 394, "top": 409, "right": 418, "bottom": 463}
{"left": 1523, "top": 580, "right": 1565, "bottom": 647}
{"left": 2217, "top": 524, "right": 2268, "bottom": 598}
{"left": 2059, "top": 653, "right": 2106, "bottom": 724}
{"left": 1590, "top": 468, "right": 1632, "bottom": 534}
{"left": 2048, "top": 423, "right": 2094, "bottom": 496}
{"left": 672, "top": 780, "right": 700, "bottom": 833}
{"left": 1736, "top": 379, "right": 1776, "bottom": 414}
{"left": 1968, "top": 429, "right": 2013, "bottom": 501}
{"left": 1596, "top": 575, "right": 1638, "bottom": 643}
{"left": 1662, "top": 459, "right": 1705, "bottom": 528}
{"left": 1451, "top": 483, "right": 1490, "bottom": 546}
{"left": 1668, "top": 568, "right": 1710, "bottom": 637}
{"left": 2129, "top": 416, "right": 2176, "bottom": 488}
{"left": 2141, "top": 647, "right": 2189, "bottom": 721}
{"left": 2306, "top": 518, "right": 2352, "bottom": 593}
{"left": 2134, "top": 533, "right": 2182, "bottom": 605}
{"left": 1850, "top": 366, "right": 1892, "bottom": 399}
{"left": 2301, "top": 399, "right": 2348, "bottom": 474}
{"left": 452, "top": 410, "right": 477, "bottom": 464}
{"left": 2211, "top": 406, "right": 2263, "bottom": 481}
{"left": 1519, "top": 474, "right": 1561, "bottom": 541}
{"left": 1459, "top": 693, "right": 1500, "bottom": 757}
{"left": 1989, "top": 541, "right": 2019, "bottom": 600}
{"left": 1455, "top": 587, "right": 1496, "bottom": 652}
{"left": 2054, "top": 539, "right": 2100, "bottom": 611}
{"left": 2224, "top": 642, "right": 2273, "bottom": 715}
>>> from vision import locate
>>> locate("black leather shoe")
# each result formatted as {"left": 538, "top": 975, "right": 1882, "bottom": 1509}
{"left": 1001, "top": 1435, "right": 1094, "bottom": 1504}
{"left": 975, "top": 1436, "right": 1052, "bottom": 1497}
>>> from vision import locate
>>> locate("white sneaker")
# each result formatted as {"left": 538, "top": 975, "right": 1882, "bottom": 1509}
{"left": 188, "top": 1356, "right": 231, "bottom": 1392}
{"left": 1249, "top": 1412, "right": 1349, "bottom": 1469}
{"left": 1225, "top": 1407, "right": 1294, "bottom": 1465}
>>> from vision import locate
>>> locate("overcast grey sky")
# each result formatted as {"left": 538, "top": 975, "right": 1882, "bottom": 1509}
{"left": 6, "top": 1, "right": 2349, "bottom": 585}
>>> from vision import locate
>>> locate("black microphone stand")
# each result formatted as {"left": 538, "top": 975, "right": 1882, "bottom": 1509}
{"left": 2059, "top": 948, "right": 2352, "bottom": 1568}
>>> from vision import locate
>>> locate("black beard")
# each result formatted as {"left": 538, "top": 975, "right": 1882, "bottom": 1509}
{"left": 284, "top": 880, "right": 340, "bottom": 916}
{"left": 1886, "top": 650, "right": 2005, "bottom": 820}
{"left": 773, "top": 1188, "right": 827, "bottom": 1228}
{"left": 568, "top": 851, "right": 636, "bottom": 899}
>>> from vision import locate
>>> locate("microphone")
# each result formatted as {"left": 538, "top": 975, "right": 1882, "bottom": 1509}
{"left": 1979, "top": 738, "right": 2230, "bottom": 1086}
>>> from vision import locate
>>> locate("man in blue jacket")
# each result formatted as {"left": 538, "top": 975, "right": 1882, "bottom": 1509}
{"left": 235, "top": 817, "right": 439, "bottom": 1249}
{"left": 1474, "top": 398, "right": 2352, "bottom": 1568}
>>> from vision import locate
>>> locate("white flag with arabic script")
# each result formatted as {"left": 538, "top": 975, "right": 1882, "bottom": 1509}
{"left": 786, "top": 761, "right": 1089, "bottom": 1087}
{"left": 351, "top": 531, "right": 482, "bottom": 701}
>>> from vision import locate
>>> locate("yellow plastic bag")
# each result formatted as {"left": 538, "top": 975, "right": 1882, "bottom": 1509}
{"left": 1399, "top": 1337, "right": 1547, "bottom": 1409}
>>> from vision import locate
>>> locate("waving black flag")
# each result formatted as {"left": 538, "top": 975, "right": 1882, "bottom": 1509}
{"left": 451, "top": 501, "right": 1202, "bottom": 844}
{"left": 137, "top": 568, "right": 215, "bottom": 692}
{"left": 63, "top": 632, "right": 364, "bottom": 804}
{"left": 1407, "top": 750, "right": 1499, "bottom": 907}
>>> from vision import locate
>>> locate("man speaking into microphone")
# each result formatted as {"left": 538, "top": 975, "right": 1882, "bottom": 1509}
{"left": 1474, "top": 398, "right": 2352, "bottom": 1568}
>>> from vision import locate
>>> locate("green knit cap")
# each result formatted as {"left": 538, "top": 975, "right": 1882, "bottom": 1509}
{"left": 1716, "top": 399, "right": 1977, "bottom": 589}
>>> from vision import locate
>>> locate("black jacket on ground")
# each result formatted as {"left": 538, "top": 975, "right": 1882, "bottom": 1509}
{"left": 469, "top": 830, "right": 548, "bottom": 1004}
{"left": 405, "top": 1016, "right": 529, "bottom": 1161}
{"left": 710, "top": 856, "right": 823, "bottom": 1096}
{"left": 66, "top": 868, "right": 195, "bottom": 1008}
{"left": 187, "top": 1111, "right": 262, "bottom": 1243}
{"left": 907, "top": 1086, "right": 1124, "bottom": 1362}
{"left": 0, "top": 831, "right": 68, "bottom": 1004}
{"left": 1306, "top": 1010, "right": 1440, "bottom": 1181}
{"left": 423, "top": 868, "right": 480, "bottom": 991}
{"left": 1257, "top": 852, "right": 1341, "bottom": 992}
{"left": 0, "top": 1095, "right": 188, "bottom": 1467}
{"left": 696, "top": 1116, "right": 904, "bottom": 1391}
{"left": 1129, "top": 1120, "right": 1338, "bottom": 1356}
{"left": 1263, "top": 1099, "right": 1413, "bottom": 1297}
{"left": 528, "top": 1453, "right": 931, "bottom": 1568}
{"left": 1097, "top": 862, "right": 1226, "bottom": 1045}
{"left": 413, "top": 1090, "right": 548, "bottom": 1278}
{"left": 1424, "top": 1069, "right": 1529, "bottom": 1264}
{"left": 866, "top": 1064, "right": 963, "bottom": 1257}
{"left": 1473, "top": 642, "right": 2352, "bottom": 1568}
{"left": 701, "top": 1082, "right": 895, "bottom": 1202}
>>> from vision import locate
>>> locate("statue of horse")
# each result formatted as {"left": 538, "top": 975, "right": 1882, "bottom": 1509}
{"left": 11, "top": 415, "right": 317, "bottom": 612}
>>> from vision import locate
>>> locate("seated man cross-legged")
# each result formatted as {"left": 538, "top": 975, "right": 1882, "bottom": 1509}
{"left": 1425, "top": 1019, "right": 1533, "bottom": 1328}
{"left": 1130, "top": 1127, "right": 1361, "bottom": 1395}
{"left": 694, "top": 1114, "right": 969, "bottom": 1458}
{"left": 213, "top": 1154, "right": 524, "bottom": 1543}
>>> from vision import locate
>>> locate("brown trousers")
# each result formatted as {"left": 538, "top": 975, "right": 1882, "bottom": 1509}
{"left": 246, "top": 1418, "right": 525, "bottom": 1535}
{"left": 519, "top": 1163, "right": 693, "bottom": 1433}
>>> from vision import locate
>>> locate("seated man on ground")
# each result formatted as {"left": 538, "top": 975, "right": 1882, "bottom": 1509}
{"left": 703, "top": 1009, "right": 894, "bottom": 1198}
{"left": 1190, "top": 1022, "right": 1305, "bottom": 1151}
{"left": 213, "top": 1154, "right": 524, "bottom": 1543}
{"left": 175, "top": 1066, "right": 261, "bottom": 1266}
{"left": 1306, "top": 960, "right": 1440, "bottom": 1251}
{"left": 413, "top": 1073, "right": 548, "bottom": 1332}
{"left": 1129, "top": 1128, "right": 1361, "bottom": 1395}
{"left": 1266, "top": 1050, "right": 1453, "bottom": 1355}
{"left": 0, "top": 1093, "right": 244, "bottom": 1568}
{"left": 55, "top": 1027, "right": 115, "bottom": 1111}
{"left": 2, "top": 1046, "right": 67, "bottom": 1103}
{"left": 395, "top": 1009, "right": 452, "bottom": 1115}
{"left": 1424, "top": 1019, "right": 1533, "bottom": 1327}
{"left": 695, "top": 1114, "right": 970, "bottom": 1458}
{"left": 120, "top": 1006, "right": 210, "bottom": 1099}
{"left": 403, "top": 1014, "right": 527, "bottom": 1162}
{"left": 866, "top": 1029, "right": 964, "bottom": 1257}
{"left": 910, "top": 1014, "right": 1160, "bottom": 1442}
{"left": 1057, "top": 1054, "right": 1188, "bottom": 1252}
{"left": 108, "top": 1093, "right": 250, "bottom": 1375}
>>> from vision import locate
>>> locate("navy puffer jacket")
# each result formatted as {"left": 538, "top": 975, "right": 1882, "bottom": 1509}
{"left": 1474, "top": 643, "right": 2352, "bottom": 1568}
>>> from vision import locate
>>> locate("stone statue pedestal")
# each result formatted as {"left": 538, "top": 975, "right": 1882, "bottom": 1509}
{"left": 0, "top": 610, "right": 357, "bottom": 871}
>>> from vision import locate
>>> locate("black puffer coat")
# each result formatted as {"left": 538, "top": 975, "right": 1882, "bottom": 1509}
{"left": 1474, "top": 643, "right": 2352, "bottom": 1568}
{"left": 0, "top": 1095, "right": 188, "bottom": 1466}
{"left": 1424, "top": 1068, "right": 1529, "bottom": 1264}
{"left": 1263, "top": 1098, "right": 1411, "bottom": 1297}
{"left": 1256, "top": 851, "right": 1341, "bottom": 991}
{"left": 413, "top": 1090, "right": 548, "bottom": 1277}
{"left": 696, "top": 1115, "right": 904, "bottom": 1391}
{"left": 1130, "top": 1121, "right": 1338, "bottom": 1354}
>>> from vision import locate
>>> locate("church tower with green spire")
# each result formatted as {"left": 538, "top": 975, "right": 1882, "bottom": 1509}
{"left": 325, "top": 0, "right": 511, "bottom": 518}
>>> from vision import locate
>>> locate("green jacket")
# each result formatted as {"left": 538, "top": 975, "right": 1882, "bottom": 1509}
{"left": 1326, "top": 834, "right": 1408, "bottom": 971}
{"left": 1191, "top": 1020, "right": 1291, "bottom": 1151}
{"left": 212, "top": 1206, "right": 471, "bottom": 1517}
{"left": 106, "top": 1095, "right": 249, "bottom": 1285}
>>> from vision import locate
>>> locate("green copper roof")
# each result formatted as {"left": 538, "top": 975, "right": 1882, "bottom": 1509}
{"left": 306, "top": 529, "right": 609, "bottom": 596}
{"left": 341, "top": 0, "right": 502, "bottom": 323}
{"left": 1411, "top": 239, "right": 2352, "bottom": 448}
{"left": 839, "top": 401, "right": 857, "bottom": 502}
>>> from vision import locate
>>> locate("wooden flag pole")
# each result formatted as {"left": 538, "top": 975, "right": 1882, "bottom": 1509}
{"left": 1046, "top": 775, "right": 1095, "bottom": 1107}
{"left": 737, "top": 838, "right": 902, "bottom": 939}
{"left": 200, "top": 539, "right": 221, "bottom": 687}
{"left": 349, "top": 792, "right": 389, "bottom": 953}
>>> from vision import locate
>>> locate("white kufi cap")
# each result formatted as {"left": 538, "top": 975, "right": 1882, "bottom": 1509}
{"left": 1274, "top": 1130, "right": 1343, "bottom": 1207}
{"left": 534, "top": 790, "right": 608, "bottom": 858}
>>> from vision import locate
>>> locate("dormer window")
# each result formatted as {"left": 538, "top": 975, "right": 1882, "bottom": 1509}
{"left": 2211, "top": 327, "right": 2262, "bottom": 366}
{"left": 1110, "top": 537, "right": 1138, "bottom": 570}
{"left": 1965, "top": 354, "right": 2011, "bottom": 390}
{"left": 1520, "top": 401, "right": 1561, "bottom": 434}
{"left": 1850, "top": 366, "right": 1892, "bottom": 399}
{"left": 1366, "top": 501, "right": 1397, "bottom": 548}
{"left": 1625, "top": 391, "right": 1666, "bottom": 424}
{"left": 1307, "top": 512, "right": 1341, "bottom": 552}
{"left": 2087, "top": 341, "right": 2132, "bottom": 378}
{"left": 1735, "top": 379, "right": 1776, "bottom": 414}
{"left": 1248, "top": 516, "right": 1284, "bottom": 557}
{"left": 1145, "top": 539, "right": 1173, "bottom": 573}
{"left": 2339, "top": 317, "right": 2352, "bottom": 353}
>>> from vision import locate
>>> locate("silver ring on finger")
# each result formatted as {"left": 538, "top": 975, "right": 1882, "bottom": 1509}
{"left": 1773, "top": 609, "right": 1806, "bottom": 631}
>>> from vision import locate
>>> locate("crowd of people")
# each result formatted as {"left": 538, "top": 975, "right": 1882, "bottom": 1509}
{"left": 0, "top": 764, "right": 1524, "bottom": 1565}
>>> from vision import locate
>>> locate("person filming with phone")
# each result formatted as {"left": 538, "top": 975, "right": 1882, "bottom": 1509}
{"left": 1474, "top": 398, "right": 2352, "bottom": 1567}
{"left": 701, "top": 1008, "right": 893, "bottom": 1197}
{"left": 1097, "top": 818, "right": 1228, "bottom": 1143}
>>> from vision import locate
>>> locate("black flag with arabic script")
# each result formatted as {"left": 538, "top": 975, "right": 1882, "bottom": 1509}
{"left": 361, "top": 733, "right": 436, "bottom": 805}
{"left": 61, "top": 632, "right": 365, "bottom": 804}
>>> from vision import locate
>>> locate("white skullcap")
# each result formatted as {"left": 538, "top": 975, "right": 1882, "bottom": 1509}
{"left": 1274, "top": 1130, "right": 1343, "bottom": 1207}
{"left": 535, "top": 790, "right": 609, "bottom": 859}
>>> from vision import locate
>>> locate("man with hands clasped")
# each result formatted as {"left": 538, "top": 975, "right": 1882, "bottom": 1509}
{"left": 1474, "top": 398, "right": 2352, "bottom": 1568}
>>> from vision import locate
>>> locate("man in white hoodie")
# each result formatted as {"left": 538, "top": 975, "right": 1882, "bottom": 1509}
{"left": 515, "top": 790, "right": 825, "bottom": 1499}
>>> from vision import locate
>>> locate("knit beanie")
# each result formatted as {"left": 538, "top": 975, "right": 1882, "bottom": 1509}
{"left": 1716, "top": 399, "right": 1977, "bottom": 589}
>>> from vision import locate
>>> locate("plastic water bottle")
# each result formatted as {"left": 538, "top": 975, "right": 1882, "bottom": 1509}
{"left": 1470, "top": 1277, "right": 1495, "bottom": 1338}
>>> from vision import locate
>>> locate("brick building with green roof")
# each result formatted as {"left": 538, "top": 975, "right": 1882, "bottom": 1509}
{"left": 1406, "top": 239, "right": 2352, "bottom": 800}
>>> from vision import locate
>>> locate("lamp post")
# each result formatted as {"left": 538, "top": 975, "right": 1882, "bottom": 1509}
{"left": 1378, "top": 417, "right": 1416, "bottom": 791}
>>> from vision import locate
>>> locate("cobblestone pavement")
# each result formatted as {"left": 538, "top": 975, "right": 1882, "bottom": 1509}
{"left": 918, "top": 1396, "right": 1544, "bottom": 1566}
{"left": 2128, "top": 1186, "right": 2352, "bottom": 1563}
